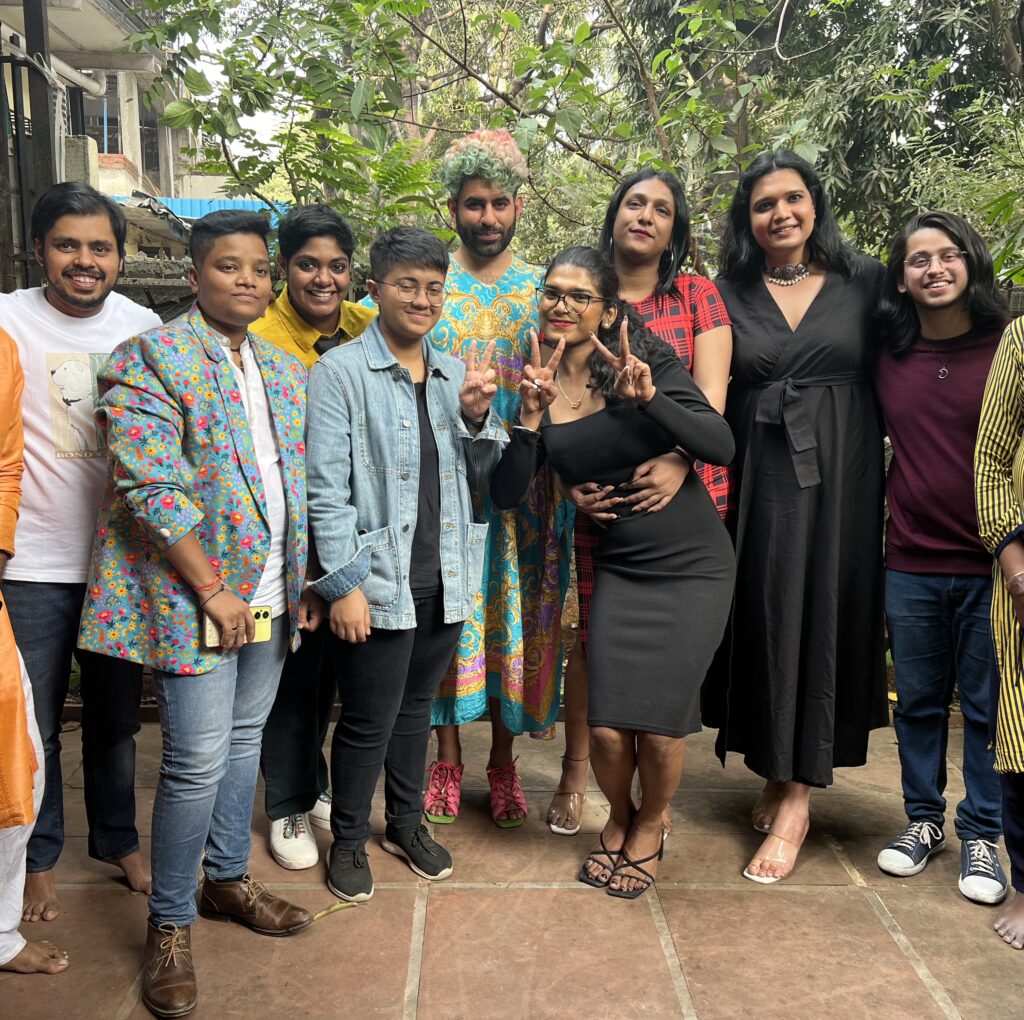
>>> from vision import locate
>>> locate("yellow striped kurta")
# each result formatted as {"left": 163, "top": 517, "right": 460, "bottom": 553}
{"left": 975, "top": 315, "right": 1024, "bottom": 772}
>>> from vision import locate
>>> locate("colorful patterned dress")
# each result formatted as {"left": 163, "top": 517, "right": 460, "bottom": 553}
{"left": 427, "top": 256, "right": 572, "bottom": 733}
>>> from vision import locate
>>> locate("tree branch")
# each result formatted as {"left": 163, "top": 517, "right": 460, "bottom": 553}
{"left": 220, "top": 139, "right": 284, "bottom": 214}
{"left": 394, "top": 11, "right": 620, "bottom": 178}
{"left": 601, "top": 0, "right": 670, "bottom": 163}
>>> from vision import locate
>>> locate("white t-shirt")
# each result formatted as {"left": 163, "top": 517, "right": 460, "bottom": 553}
{"left": 0, "top": 288, "right": 161, "bottom": 583}
{"left": 227, "top": 338, "right": 288, "bottom": 617}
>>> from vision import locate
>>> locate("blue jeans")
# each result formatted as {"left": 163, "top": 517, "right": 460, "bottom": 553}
{"left": 149, "top": 616, "right": 288, "bottom": 926}
{"left": 3, "top": 580, "right": 143, "bottom": 871}
{"left": 885, "top": 569, "right": 1001, "bottom": 841}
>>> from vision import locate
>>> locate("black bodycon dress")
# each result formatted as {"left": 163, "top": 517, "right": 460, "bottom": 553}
{"left": 492, "top": 345, "right": 736, "bottom": 737}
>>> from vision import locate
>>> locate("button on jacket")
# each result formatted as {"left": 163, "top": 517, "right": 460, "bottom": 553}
{"left": 306, "top": 319, "right": 506, "bottom": 629}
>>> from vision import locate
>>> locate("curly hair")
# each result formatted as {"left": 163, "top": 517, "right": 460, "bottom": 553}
{"left": 543, "top": 246, "right": 666, "bottom": 406}
{"left": 441, "top": 129, "right": 529, "bottom": 199}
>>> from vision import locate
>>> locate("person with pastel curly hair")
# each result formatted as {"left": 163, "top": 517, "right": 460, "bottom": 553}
{"left": 440, "top": 129, "right": 529, "bottom": 203}
{"left": 422, "top": 129, "right": 572, "bottom": 829}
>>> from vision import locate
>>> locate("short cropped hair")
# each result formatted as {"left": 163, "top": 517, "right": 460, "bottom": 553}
{"left": 190, "top": 210, "right": 270, "bottom": 265}
{"left": 31, "top": 181, "right": 127, "bottom": 257}
{"left": 440, "top": 129, "right": 529, "bottom": 200}
{"left": 369, "top": 226, "right": 448, "bottom": 281}
{"left": 277, "top": 204, "right": 355, "bottom": 262}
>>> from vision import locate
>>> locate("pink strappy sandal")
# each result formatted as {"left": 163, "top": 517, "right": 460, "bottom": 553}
{"left": 424, "top": 761, "right": 464, "bottom": 824}
{"left": 486, "top": 758, "right": 528, "bottom": 828}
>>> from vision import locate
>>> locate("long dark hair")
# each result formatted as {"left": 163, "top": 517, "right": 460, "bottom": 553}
{"left": 877, "top": 211, "right": 1009, "bottom": 356}
{"left": 719, "top": 149, "right": 853, "bottom": 282}
{"left": 544, "top": 246, "right": 664, "bottom": 406}
{"left": 598, "top": 168, "right": 691, "bottom": 299}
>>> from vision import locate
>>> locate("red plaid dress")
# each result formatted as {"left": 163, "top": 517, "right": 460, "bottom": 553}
{"left": 574, "top": 274, "right": 732, "bottom": 651}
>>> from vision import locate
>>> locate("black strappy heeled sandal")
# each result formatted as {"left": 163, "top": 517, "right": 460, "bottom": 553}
{"left": 606, "top": 833, "right": 666, "bottom": 900}
{"left": 576, "top": 834, "right": 622, "bottom": 888}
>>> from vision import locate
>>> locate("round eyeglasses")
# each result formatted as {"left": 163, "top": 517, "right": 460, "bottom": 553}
{"left": 904, "top": 250, "right": 966, "bottom": 273}
{"left": 374, "top": 280, "right": 447, "bottom": 306}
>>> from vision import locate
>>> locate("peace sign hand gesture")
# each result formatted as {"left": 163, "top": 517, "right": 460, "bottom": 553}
{"left": 590, "top": 317, "right": 656, "bottom": 406}
{"left": 518, "top": 329, "right": 565, "bottom": 431}
{"left": 459, "top": 339, "right": 498, "bottom": 427}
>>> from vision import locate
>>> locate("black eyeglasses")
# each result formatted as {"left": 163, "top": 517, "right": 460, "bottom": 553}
{"left": 535, "top": 286, "right": 605, "bottom": 313}
{"left": 373, "top": 280, "right": 447, "bottom": 305}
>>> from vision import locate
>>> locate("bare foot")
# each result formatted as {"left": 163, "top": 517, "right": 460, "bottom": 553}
{"left": 1, "top": 940, "right": 68, "bottom": 974}
{"left": 104, "top": 850, "right": 152, "bottom": 895}
{"left": 22, "top": 871, "right": 59, "bottom": 923}
{"left": 994, "top": 892, "right": 1024, "bottom": 950}
{"left": 752, "top": 780, "right": 786, "bottom": 833}
{"left": 744, "top": 796, "right": 810, "bottom": 883}
{"left": 661, "top": 806, "right": 673, "bottom": 836}
{"left": 580, "top": 815, "right": 630, "bottom": 885}
{"left": 609, "top": 819, "right": 665, "bottom": 895}
{"left": 547, "top": 756, "right": 589, "bottom": 834}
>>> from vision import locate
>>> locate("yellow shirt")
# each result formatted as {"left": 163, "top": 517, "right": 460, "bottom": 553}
{"left": 975, "top": 315, "right": 1024, "bottom": 773}
{"left": 251, "top": 286, "right": 377, "bottom": 369}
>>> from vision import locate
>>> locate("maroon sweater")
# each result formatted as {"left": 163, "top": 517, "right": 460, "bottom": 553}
{"left": 875, "top": 326, "right": 1003, "bottom": 576}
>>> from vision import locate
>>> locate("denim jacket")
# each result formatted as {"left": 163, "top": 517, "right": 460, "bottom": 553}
{"left": 306, "top": 319, "right": 507, "bottom": 629}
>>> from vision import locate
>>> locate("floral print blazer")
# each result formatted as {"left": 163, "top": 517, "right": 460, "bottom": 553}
{"left": 78, "top": 305, "right": 308, "bottom": 676}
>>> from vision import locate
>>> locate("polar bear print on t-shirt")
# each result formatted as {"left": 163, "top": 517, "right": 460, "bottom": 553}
{"left": 47, "top": 353, "right": 106, "bottom": 457}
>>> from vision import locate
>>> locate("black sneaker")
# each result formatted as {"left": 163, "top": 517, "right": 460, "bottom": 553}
{"left": 959, "top": 839, "right": 1009, "bottom": 904}
{"left": 877, "top": 820, "right": 945, "bottom": 876}
{"left": 327, "top": 844, "right": 374, "bottom": 902}
{"left": 381, "top": 823, "right": 453, "bottom": 880}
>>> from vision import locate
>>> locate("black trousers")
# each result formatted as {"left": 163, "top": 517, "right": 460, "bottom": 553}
{"left": 1002, "top": 771, "right": 1024, "bottom": 893}
{"left": 260, "top": 625, "right": 336, "bottom": 820}
{"left": 328, "top": 595, "right": 462, "bottom": 849}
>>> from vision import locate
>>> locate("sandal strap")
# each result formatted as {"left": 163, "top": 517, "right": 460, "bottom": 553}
{"left": 425, "top": 761, "right": 464, "bottom": 814}
{"left": 487, "top": 758, "right": 527, "bottom": 819}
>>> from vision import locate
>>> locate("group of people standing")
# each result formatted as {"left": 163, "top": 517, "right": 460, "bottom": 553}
{"left": 1, "top": 126, "right": 1023, "bottom": 1019}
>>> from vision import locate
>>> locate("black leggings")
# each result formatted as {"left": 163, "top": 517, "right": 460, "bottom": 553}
{"left": 328, "top": 594, "right": 462, "bottom": 848}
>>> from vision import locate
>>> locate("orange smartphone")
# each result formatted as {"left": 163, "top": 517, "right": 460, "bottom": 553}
{"left": 202, "top": 605, "right": 273, "bottom": 648}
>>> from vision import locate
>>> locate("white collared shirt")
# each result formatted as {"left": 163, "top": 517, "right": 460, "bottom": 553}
{"left": 227, "top": 337, "right": 288, "bottom": 617}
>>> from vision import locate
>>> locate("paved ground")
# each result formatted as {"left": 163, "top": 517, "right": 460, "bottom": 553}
{"left": 3, "top": 720, "right": 1023, "bottom": 1019}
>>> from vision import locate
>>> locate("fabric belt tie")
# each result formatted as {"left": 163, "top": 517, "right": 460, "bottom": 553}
{"left": 751, "top": 372, "right": 864, "bottom": 489}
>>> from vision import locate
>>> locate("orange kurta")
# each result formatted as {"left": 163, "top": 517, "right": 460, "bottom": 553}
{"left": 0, "top": 327, "right": 36, "bottom": 829}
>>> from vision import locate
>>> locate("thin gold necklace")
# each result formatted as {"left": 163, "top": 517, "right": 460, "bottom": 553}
{"left": 555, "top": 371, "right": 586, "bottom": 410}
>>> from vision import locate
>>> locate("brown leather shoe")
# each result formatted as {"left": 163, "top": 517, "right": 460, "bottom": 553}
{"left": 141, "top": 921, "right": 197, "bottom": 1019}
{"left": 198, "top": 873, "right": 312, "bottom": 936}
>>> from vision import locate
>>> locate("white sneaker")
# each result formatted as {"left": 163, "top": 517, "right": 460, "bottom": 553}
{"left": 269, "top": 813, "right": 319, "bottom": 870}
{"left": 309, "top": 790, "right": 332, "bottom": 831}
{"left": 959, "top": 839, "right": 1009, "bottom": 905}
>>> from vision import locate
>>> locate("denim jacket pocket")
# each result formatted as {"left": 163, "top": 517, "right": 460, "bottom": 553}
{"left": 356, "top": 406, "right": 399, "bottom": 475}
{"left": 358, "top": 525, "right": 401, "bottom": 611}
{"left": 464, "top": 521, "right": 490, "bottom": 603}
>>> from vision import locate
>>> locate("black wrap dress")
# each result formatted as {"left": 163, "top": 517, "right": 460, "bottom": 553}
{"left": 703, "top": 255, "right": 890, "bottom": 786}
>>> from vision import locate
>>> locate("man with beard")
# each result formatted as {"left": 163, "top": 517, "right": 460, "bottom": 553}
{"left": 421, "top": 130, "right": 571, "bottom": 828}
{"left": 0, "top": 182, "right": 160, "bottom": 924}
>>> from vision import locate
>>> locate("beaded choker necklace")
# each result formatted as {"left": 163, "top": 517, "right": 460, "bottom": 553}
{"left": 765, "top": 263, "right": 810, "bottom": 286}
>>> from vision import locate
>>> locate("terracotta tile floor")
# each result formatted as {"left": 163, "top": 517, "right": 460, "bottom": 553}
{"left": 4, "top": 721, "right": 1024, "bottom": 1019}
